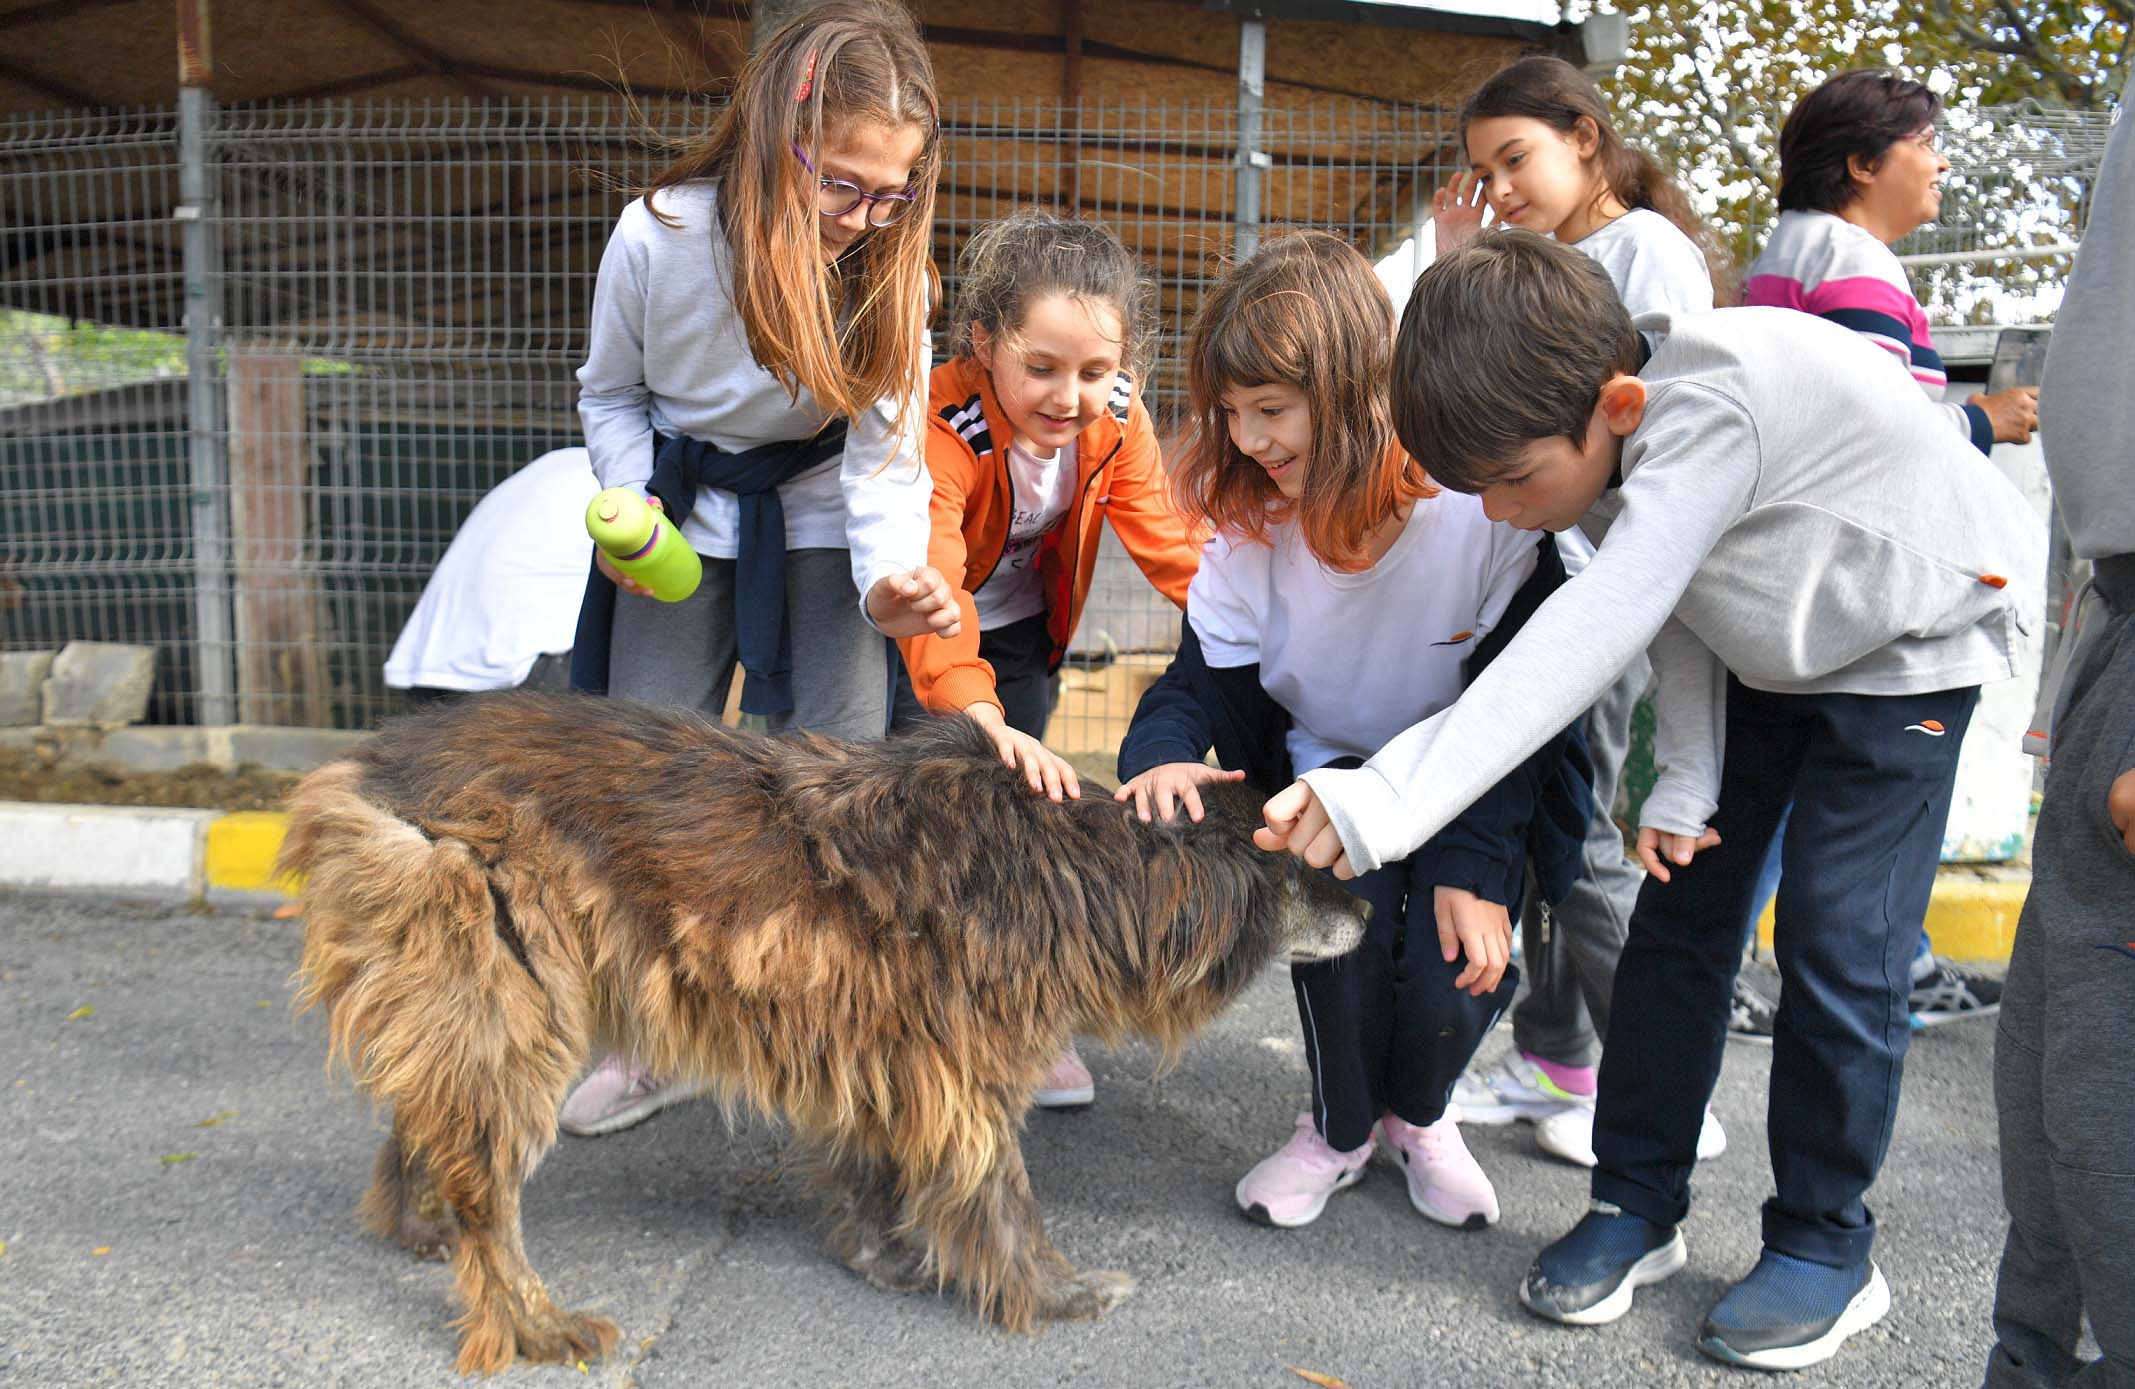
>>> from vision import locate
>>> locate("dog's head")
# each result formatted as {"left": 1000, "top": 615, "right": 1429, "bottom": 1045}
{"left": 1124, "top": 779, "right": 1369, "bottom": 1040}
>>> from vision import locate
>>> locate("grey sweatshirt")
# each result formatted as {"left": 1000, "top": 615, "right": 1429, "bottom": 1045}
{"left": 2041, "top": 112, "right": 2135, "bottom": 564}
{"left": 1303, "top": 307, "right": 2045, "bottom": 875}
{"left": 576, "top": 182, "right": 931, "bottom": 608}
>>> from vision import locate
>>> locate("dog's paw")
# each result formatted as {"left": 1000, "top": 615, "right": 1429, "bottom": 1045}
{"left": 1038, "top": 1268, "right": 1136, "bottom": 1321}
{"left": 840, "top": 1234, "right": 935, "bottom": 1295}
{"left": 513, "top": 1309, "right": 621, "bottom": 1366}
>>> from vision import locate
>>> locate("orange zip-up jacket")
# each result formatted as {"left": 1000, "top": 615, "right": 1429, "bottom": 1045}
{"left": 898, "top": 354, "right": 1205, "bottom": 715}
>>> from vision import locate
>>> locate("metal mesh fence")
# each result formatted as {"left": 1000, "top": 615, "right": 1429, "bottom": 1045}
{"left": 0, "top": 96, "right": 2113, "bottom": 751}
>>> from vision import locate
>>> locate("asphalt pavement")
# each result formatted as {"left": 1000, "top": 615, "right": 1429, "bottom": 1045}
{"left": 0, "top": 892, "right": 2014, "bottom": 1388}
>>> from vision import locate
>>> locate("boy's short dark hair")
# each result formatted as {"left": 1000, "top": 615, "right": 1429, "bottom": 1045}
{"left": 1777, "top": 69, "right": 1941, "bottom": 215}
{"left": 1391, "top": 230, "right": 1641, "bottom": 492}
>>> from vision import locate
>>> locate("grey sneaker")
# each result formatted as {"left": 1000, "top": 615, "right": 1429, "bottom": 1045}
{"left": 1728, "top": 975, "right": 1778, "bottom": 1045}
{"left": 1909, "top": 957, "right": 2002, "bottom": 1026}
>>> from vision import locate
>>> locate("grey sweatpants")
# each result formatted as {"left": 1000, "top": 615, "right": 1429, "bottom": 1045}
{"left": 608, "top": 547, "right": 887, "bottom": 741}
{"left": 1984, "top": 586, "right": 2135, "bottom": 1389}
{"left": 1511, "top": 653, "right": 1649, "bottom": 1066}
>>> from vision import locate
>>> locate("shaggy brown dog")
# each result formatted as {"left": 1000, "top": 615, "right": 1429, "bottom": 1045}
{"left": 283, "top": 691, "right": 1366, "bottom": 1374}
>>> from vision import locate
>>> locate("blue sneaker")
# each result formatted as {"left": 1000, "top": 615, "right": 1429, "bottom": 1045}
{"left": 1519, "top": 1201, "right": 1687, "bottom": 1325}
{"left": 1698, "top": 1249, "right": 1890, "bottom": 1370}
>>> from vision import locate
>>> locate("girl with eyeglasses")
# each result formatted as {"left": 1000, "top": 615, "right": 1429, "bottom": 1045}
{"left": 563, "top": 0, "right": 957, "bottom": 1137}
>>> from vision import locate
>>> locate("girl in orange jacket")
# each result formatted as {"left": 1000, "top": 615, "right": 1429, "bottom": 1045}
{"left": 899, "top": 209, "right": 1205, "bottom": 1107}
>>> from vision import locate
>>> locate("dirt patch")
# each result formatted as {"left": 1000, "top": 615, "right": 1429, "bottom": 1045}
{"left": 0, "top": 747, "right": 301, "bottom": 812}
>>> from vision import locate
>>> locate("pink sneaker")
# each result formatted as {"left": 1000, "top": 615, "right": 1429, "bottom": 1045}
{"left": 1032, "top": 1041, "right": 1095, "bottom": 1109}
{"left": 1235, "top": 1113, "right": 1372, "bottom": 1227}
{"left": 557, "top": 1054, "right": 701, "bottom": 1137}
{"left": 1377, "top": 1112, "right": 1499, "bottom": 1229}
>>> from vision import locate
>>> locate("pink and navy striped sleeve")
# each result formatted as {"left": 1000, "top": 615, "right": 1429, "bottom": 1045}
{"left": 1745, "top": 211, "right": 1994, "bottom": 453}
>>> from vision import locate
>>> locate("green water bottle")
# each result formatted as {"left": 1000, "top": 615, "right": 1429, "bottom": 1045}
{"left": 585, "top": 488, "right": 702, "bottom": 602}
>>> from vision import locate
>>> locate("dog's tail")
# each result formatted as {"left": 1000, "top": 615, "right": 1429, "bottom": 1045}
{"left": 282, "top": 760, "right": 581, "bottom": 1192}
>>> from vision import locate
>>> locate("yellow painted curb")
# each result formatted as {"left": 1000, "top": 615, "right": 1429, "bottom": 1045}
{"left": 1755, "top": 874, "right": 2028, "bottom": 964}
{"left": 203, "top": 811, "right": 296, "bottom": 895}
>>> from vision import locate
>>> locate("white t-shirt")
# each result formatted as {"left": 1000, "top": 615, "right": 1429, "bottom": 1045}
{"left": 384, "top": 448, "right": 600, "bottom": 691}
{"left": 1186, "top": 489, "right": 1539, "bottom": 775}
{"left": 1558, "top": 207, "right": 1717, "bottom": 576}
{"left": 972, "top": 438, "right": 1079, "bottom": 631}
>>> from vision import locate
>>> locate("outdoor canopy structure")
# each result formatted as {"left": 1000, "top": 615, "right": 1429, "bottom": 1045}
{"left": 0, "top": 0, "right": 1620, "bottom": 730}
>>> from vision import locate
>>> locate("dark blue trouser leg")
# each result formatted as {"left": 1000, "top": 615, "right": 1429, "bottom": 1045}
{"left": 1293, "top": 854, "right": 1518, "bottom": 1152}
{"left": 1592, "top": 679, "right": 1804, "bottom": 1229}
{"left": 1761, "top": 683, "right": 1976, "bottom": 1266}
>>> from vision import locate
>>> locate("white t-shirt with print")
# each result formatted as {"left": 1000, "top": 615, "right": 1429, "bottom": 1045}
{"left": 1186, "top": 488, "right": 1539, "bottom": 775}
{"left": 973, "top": 438, "right": 1079, "bottom": 631}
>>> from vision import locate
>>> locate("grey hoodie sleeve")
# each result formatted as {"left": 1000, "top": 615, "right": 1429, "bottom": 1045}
{"left": 576, "top": 204, "right": 658, "bottom": 492}
{"left": 1300, "top": 380, "right": 1760, "bottom": 873}
{"left": 1641, "top": 614, "right": 1727, "bottom": 835}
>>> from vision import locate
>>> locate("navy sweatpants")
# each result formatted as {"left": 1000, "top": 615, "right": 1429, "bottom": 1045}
{"left": 1294, "top": 847, "right": 1520, "bottom": 1153}
{"left": 1591, "top": 675, "right": 1978, "bottom": 1267}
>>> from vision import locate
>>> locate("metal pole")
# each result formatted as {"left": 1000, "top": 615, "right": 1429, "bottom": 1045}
{"left": 1234, "top": 16, "right": 1266, "bottom": 259}
{"left": 178, "top": 0, "right": 234, "bottom": 725}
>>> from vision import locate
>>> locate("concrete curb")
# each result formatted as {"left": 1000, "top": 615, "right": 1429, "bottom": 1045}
{"left": 0, "top": 802, "right": 295, "bottom": 903}
{"left": 2, "top": 797, "right": 2034, "bottom": 961}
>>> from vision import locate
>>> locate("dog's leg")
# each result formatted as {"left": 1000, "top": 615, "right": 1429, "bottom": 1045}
{"left": 426, "top": 1131, "right": 621, "bottom": 1375}
{"left": 359, "top": 1117, "right": 459, "bottom": 1260}
{"left": 806, "top": 1142, "right": 933, "bottom": 1295}
{"left": 903, "top": 1129, "right": 1135, "bottom": 1331}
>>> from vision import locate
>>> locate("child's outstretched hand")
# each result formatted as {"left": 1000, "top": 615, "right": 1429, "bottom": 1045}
{"left": 1255, "top": 779, "right": 1355, "bottom": 879}
{"left": 1115, "top": 761, "right": 1246, "bottom": 824}
{"left": 967, "top": 702, "right": 1081, "bottom": 802}
{"left": 866, "top": 566, "right": 961, "bottom": 639}
{"left": 2109, "top": 767, "right": 2135, "bottom": 855}
{"left": 1434, "top": 885, "right": 1512, "bottom": 996}
{"left": 1431, "top": 170, "right": 1488, "bottom": 256}
{"left": 1636, "top": 824, "right": 1723, "bottom": 883}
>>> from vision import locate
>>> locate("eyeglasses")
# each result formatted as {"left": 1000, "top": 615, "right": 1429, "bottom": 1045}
{"left": 791, "top": 144, "right": 916, "bottom": 227}
{"left": 1909, "top": 126, "right": 1942, "bottom": 152}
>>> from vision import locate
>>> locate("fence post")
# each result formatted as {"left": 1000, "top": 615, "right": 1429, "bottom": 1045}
{"left": 1234, "top": 16, "right": 1266, "bottom": 259}
{"left": 177, "top": 0, "right": 235, "bottom": 727}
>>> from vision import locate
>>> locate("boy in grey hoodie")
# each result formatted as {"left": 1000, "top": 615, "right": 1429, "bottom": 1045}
{"left": 1983, "top": 109, "right": 2135, "bottom": 1389}
{"left": 1257, "top": 229, "right": 2043, "bottom": 1371}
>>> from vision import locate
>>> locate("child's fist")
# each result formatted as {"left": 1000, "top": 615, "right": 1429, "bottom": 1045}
{"left": 866, "top": 567, "right": 961, "bottom": 639}
{"left": 1636, "top": 824, "right": 1722, "bottom": 883}
{"left": 1255, "top": 780, "right": 1354, "bottom": 879}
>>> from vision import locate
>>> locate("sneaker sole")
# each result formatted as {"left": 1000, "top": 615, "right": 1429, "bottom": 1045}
{"left": 1454, "top": 1100, "right": 1577, "bottom": 1126}
{"left": 1697, "top": 1265, "right": 1890, "bottom": 1371}
{"left": 558, "top": 1084, "right": 705, "bottom": 1138}
{"left": 1238, "top": 1164, "right": 1365, "bottom": 1229}
{"left": 1385, "top": 1144, "right": 1498, "bottom": 1229}
{"left": 1911, "top": 1004, "right": 2001, "bottom": 1027}
{"left": 1520, "top": 1231, "right": 1687, "bottom": 1326}
{"left": 1032, "top": 1086, "right": 1095, "bottom": 1109}
{"left": 1726, "top": 1031, "right": 1775, "bottom": 1047}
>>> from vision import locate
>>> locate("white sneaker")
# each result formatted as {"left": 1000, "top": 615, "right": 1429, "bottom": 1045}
{"left": 1032, "top": 1041, "right": 1095, "bottom": 1109}
{"left": 1452, "top": 1052, "right": 1592, "bottom": 1125}
{"left": 1534, "top": 1104, "right": 1728, "bottom": 1169}
{"left": 557, "top": 1055, "right": 704, "bottom": 1137}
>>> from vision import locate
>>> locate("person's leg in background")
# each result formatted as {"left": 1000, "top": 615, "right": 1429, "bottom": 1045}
{"left": 560, "top": 559, "right": 742, "bottom": 1135}
{"left": 1983, "top": 606, "right": 2135, "bottom": 1389}
{"left": 1728, "top": 806, "right": 1787, "bottom": 1044}
{"left": 1460, "top": 657, "right": 1645, "bottom": 1131}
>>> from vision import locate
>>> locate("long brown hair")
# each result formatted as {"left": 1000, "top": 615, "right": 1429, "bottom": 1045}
{"left": 1175, "top": 231, "right": 1435, "bottom": 574}
{"left": 642, "top": 0, "right": 939, "bottom": 433}
{"left": 1459, "top": 55, "right": 1733, "bottom": 302}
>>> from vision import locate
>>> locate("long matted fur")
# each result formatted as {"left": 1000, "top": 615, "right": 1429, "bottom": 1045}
{"left": 282, "top": 691, "right": 1365, "bottom": 1373}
